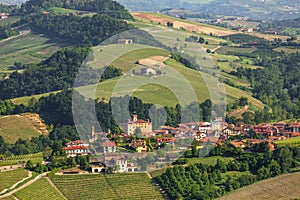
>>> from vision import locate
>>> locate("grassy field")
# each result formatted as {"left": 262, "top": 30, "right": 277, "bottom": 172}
{"left": 0, "top": 16, "right": 21, "bottom": 28}
{"left": 0, "top": 113, "right": 47, "bottom": 143}
{"left": 15, "top": 177, "right": 66, "bottom": 200}
{"left": 11, "top": 91, "right": 59, "bottom": 106}
{"left": 0, "top": 168, "right": 28, "bottom": 193}
{"left": 0, "top": 33, "right": 68, "bottom": 73}
{"left": 274, "top": 46, "right": 300, "bottom": 54}
{"left": 50, "top": 173, "right": 163, "bottom": 200}
{"left": 218, "top": 172, "right": 300, "bottom": 200}
{"left": 0, "top": 152, "right": 43, "bottom": 167}
{"left": 186, "top": 156, "right": 234, "bottom": 165}
{"left": 275, "top": 136, "right": 300, "bottom": 146}
{"left": 215, "top": 46, "right": 257, "bottom": 55}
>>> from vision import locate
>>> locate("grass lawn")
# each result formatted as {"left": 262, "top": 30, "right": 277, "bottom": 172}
{"left": 275, "top": 136, "right": 300, "bottom": 146}
{"left": 15, "top": 177, "right": 66, "bottom": 200}
{"left": 0, "top": 16, "right": 21, "bottom": 28}
{"left": 0, "top": 168, "right": 29, "bottom": 193}
{"left": 50, "top": 173, "right": 163, "bottom": 200}
{"left": 186, "top": 156, "right": 234, "bottom": 165}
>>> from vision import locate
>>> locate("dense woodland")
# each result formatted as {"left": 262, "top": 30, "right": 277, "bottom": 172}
{"left": 157, "top": 144, "right": 300, "bottom": 199}
{"left": 231, "top": 52, "right": 300, "bottom": 121}
{"left": 0, "top": 48, "right": 93, "bottom": 99}
{"left": 20, "top": 0, "right": 133, "bottom": 20}
{"left": 26, "top": 13, "right": 133, "bottom": 46}
{"left": 259, "top": 17, "right": 300, "bottom": 36}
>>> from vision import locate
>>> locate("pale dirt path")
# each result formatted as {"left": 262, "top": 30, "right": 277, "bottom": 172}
{"left": 145, "top": 171, "right": 152, "bottom": 179}
{"left": 0, "top": 171, "right": 31, "bottom": 195}
{"left": 45, "top": 177, "right": 68, "bottom": 200}
{"left": 0, "top": 172, "right": 46, "bottom": 199}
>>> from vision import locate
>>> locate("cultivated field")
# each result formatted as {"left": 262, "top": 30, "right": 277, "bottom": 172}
{"left": 0, "top": 33, "right": 68, "bottom": 73}
{"left": 15, "top": 177, "right": 66, "bottom": 200}
{"left": 0, "top": 168, "right": 29, "bottom": 193}
{"left": 218, "top": 172, "right": 300, "bottom": 200}
{"left": 186, "top": 156, "right": 234, "bottom": 165}
{"left": 275, "top": 136, "right": 300, "bottom": 146}
{"left": 0, "top": 152, "right": 43, "bottom": 167}
{"left": 0, "top": 113, "right": 47, "bottom": 143}
{"left": 132, "top": 12, "right": 237, "bottom": 36}
{"left": 50, "top": 173, "right": 164, "bottom": 200}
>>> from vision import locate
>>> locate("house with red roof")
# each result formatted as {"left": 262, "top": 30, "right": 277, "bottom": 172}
{"left": 102, "top": 141, "right": 116, "bottom": 153}
{"left": 62, "top": 140, "right": 90, "bottom": 157}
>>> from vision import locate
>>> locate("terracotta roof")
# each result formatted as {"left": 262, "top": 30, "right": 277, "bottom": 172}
{"left": 66, "top": 140, "right": 87, "bottom": 145}
{"left": 102, "top": 142, "right": 116, "bottom": 147}
{"left": 62, "top": 146, "right": 88, "bottom": 150}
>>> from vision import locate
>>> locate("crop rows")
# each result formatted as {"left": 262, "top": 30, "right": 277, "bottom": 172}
{"left": 3, "top": 152, "right": 43, "bottom": 161}
{"left": 0, "top": 168, "right": 28, "bottom": 192}
{"left": 50, "top": 173, "right": 164, "bottom": 200}
{"left": 15, "top": 177, "right": 65, "bottom": 200}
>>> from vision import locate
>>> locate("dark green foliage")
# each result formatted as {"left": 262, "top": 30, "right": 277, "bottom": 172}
{"left": 222, "top": 34, "right": 268, "bottom": 44}
{"left": 100, "top": 66, "right": 122, "bottom": 82}
{"left": 158, "top": 145, "right": 300, "bottom": 199}
{"left": 0, "top": 4, "right": 18, "bottom": 14}
{"left": 27, "top": 13, "right": 133, "bottom": 46}
{"left": 21, "top": 0, "right": 133, "bottom": 20}
{"left": 234, "top": 52, "right": 300, "bottom": 121}
{"left": 0, "top": 47, "right": 91, "bottom": 100}
{"left": 0, "top": 27, "right": 19, "bottom": 40}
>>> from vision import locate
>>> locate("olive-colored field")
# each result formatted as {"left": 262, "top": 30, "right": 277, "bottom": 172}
{"left": 0, "top": 168, "right": 29, "bottom": 193}
{"left": 50, "top": 173, "right": 164, "bottom": 200}
{"left": 0, "top": 113, "right": 47, "bottom": 143}
{"left": 218, "top": 172, "right": 300, "bottom": 200}
{"left": 15, "top": 177, "right": 66, "bottom": 200}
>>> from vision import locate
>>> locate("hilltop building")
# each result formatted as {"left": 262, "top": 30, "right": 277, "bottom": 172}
{"left": 118, "top": 39, "right": 133, "bottom": 44}
{"left": 123, "top": 114, "right": 152, "bottom": 135}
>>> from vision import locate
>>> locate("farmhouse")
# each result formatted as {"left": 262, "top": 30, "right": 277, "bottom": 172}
{"left": 140, "top": 67, "right": 157, "bottom": 75}
{"left": 131, "top": 139, "right": 147, "bottom": 153}
{"left": 62, "top": 140, "right": 90, "bottom": 157}
{"left": 118, "top": 39, "right": 133, "bottom": 44}
{"left": 102, "top": 141, "right": 117, "bottom": 153}
{"left": 123, "top": 114, "right": 152, "bottom": 135}
{"left": 0, "top": 13, "right": 8, "bottom": 20}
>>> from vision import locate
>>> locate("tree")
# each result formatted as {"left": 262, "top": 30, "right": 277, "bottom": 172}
{"left": 167, "top": 22, "right": 174, "bottom": 27}
{"left": 198, "top": 37, "right": 205, "bottom": 44}
{"left": 239, "top": 97, "right": 248, "bottom": 107}
{"left": 134, "top": 127, "right": 143, "bottom": 139}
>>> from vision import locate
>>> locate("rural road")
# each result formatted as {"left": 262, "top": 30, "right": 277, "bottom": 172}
{"left": 0, "top": 172, "right": 46, "bottom": 199}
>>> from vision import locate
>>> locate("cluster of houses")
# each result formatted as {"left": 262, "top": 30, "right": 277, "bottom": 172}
{"left": 0, "top": 13, "right": 8, "bottom": 20}
{"left": 61, "top": 114, "right": 300, "bottom": 173}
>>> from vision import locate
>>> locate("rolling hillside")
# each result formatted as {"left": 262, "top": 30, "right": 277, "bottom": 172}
{"left": 218, "top": 172, "right": 300, "bottom": 200}
{"left": 0, "top": 113, "right": 48, "bottom": 143}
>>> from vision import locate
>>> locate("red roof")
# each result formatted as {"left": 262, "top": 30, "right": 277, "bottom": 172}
{"left": 62, "top": 146, "right": 88, "bottom": 150}
{"left": 66, "top": 140, "right": 87, "bottom": 145}
{"left": 102, "top": 142, "right": 116, "bottom": 147}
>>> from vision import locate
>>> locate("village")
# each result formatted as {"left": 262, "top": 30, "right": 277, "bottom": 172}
{"left": 61, "top": 114, "right": 300, "bottom": 174}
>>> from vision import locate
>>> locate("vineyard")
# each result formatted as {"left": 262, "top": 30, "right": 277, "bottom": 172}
{"left": 0, "top": 152, "right": 43, "bottom": 166}
{"left": 0, "top": 168, "right": 29, "bottom": 193}
{"left": 15, "top": 177, "right": 66, "bottom": 200}
{"left": 50, "top": 173, "right": 164, "bottom": 200}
